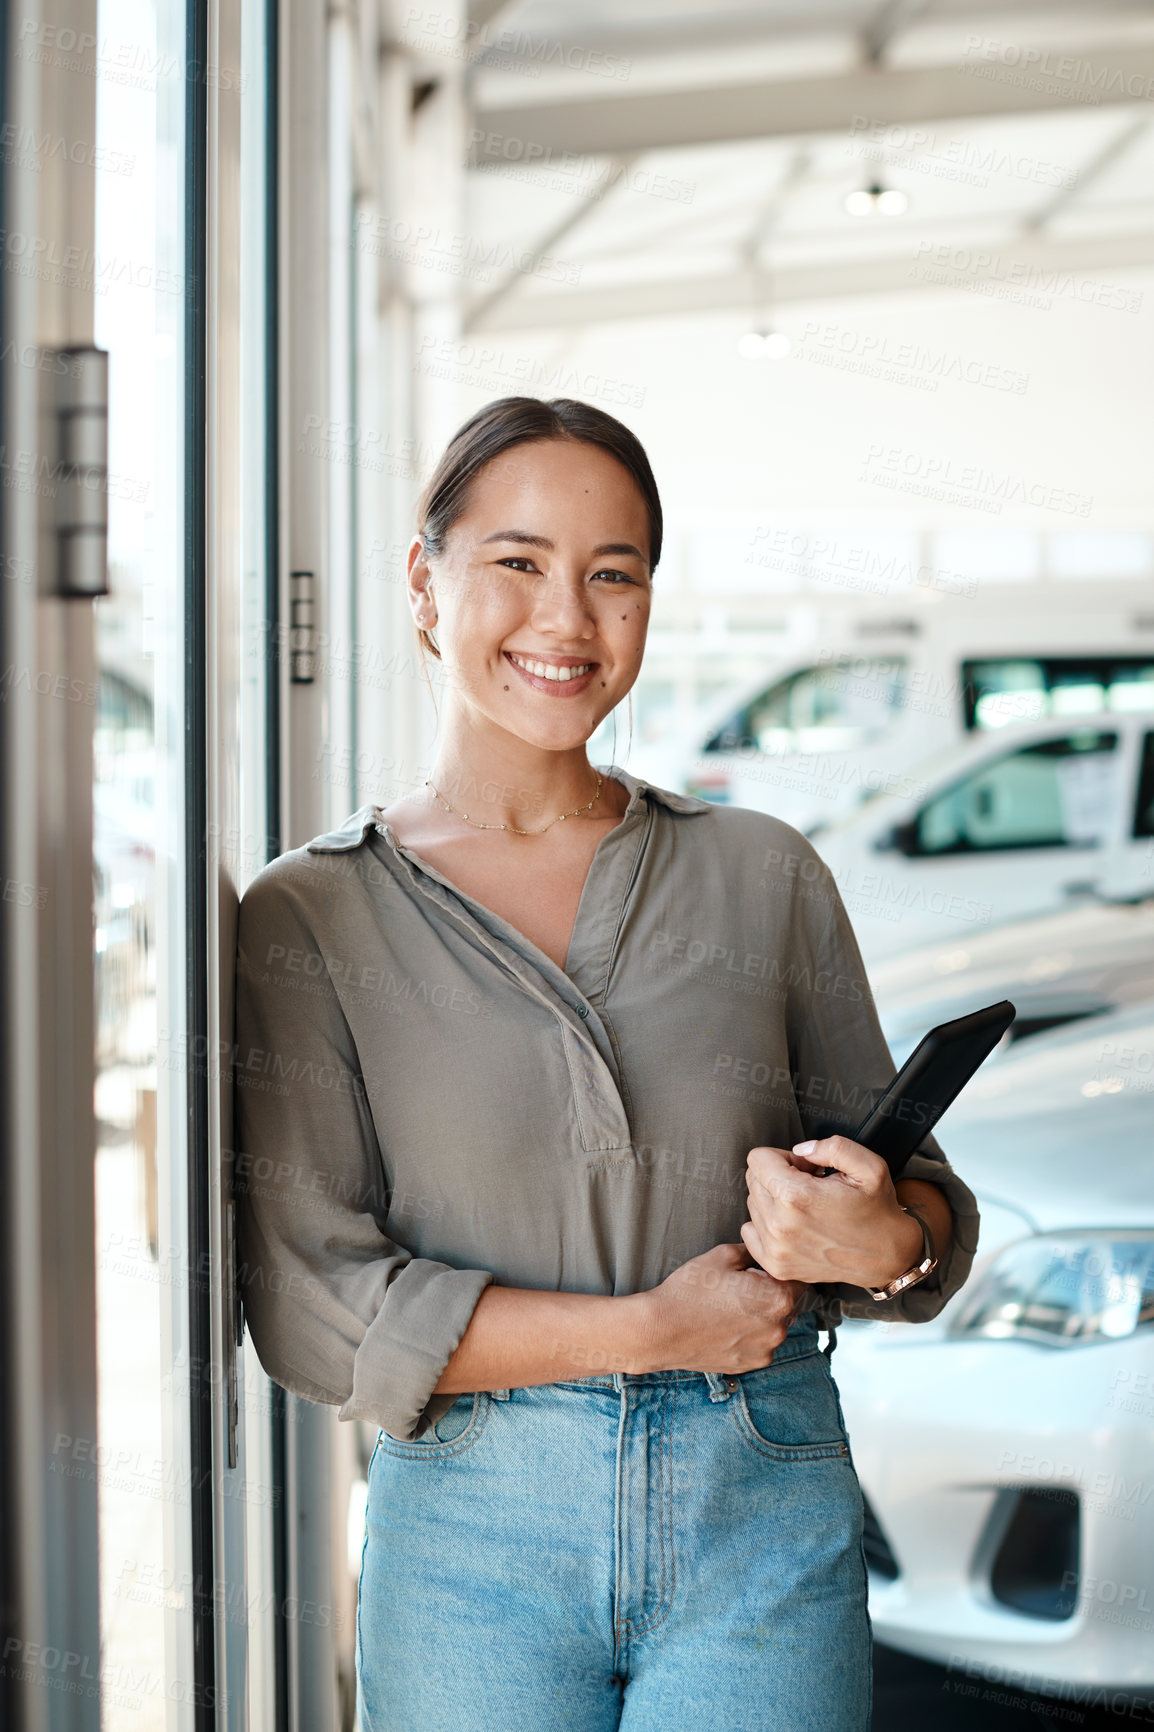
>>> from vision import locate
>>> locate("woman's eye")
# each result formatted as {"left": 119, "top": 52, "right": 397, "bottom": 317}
{"left": 593, "top": 569, "right": 635, "bottom": 584}
{"left": 497, "top": 557, "right": 538, "bottom": 573}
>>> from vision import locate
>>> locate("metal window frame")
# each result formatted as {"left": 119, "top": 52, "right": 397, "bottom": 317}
{"left": 264, "top": 0, "right": 290, "bottom": 1723}
{"left": 184, "top": 0, "right": 216, "bottom": 1720}
{"left": 0, "top": 3, "right": 17, "bottom": 1712}
{"left": 1, "top": 0, "right": 104, "bottom": 1723}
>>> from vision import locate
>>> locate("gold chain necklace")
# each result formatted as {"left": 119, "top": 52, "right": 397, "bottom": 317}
{"left": 424, "top": 770, "right": 603, "bottom": 836}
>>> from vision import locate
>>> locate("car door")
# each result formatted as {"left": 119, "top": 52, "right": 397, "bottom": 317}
{"left": 864, "top": 726, "right": 1126, "bottom": 955}
{"left": 1113, "top": 725, "right": 1154, "bottom": 901}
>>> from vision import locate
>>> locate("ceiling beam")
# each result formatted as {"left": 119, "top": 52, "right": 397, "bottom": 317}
{"left": 464, "top": 155, "right": 635, "bottom": 326}
{"left": 859, "top": 0, "right": 927, "bottom": 66}
{"left": 464, "top": 0, "right": 529, "bottom": 66}
{"left": 471, "top": 43, "right": 1154, "bottom": 159}
{"left": 467, "top": 0, "right": 522, "bottom": 32}
{"left": 1022, "top": 112, "right": 1149, "bottom": 231}
{"left": 465, "top": 228, "right": 1154, "bottom": 330}
{"left": 740, "top": 148, "right": 813, "bottom": 319}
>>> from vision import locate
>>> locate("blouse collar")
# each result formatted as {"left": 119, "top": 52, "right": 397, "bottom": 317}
{"left": 306, "top": 765, "right": 713, "bottom": 854}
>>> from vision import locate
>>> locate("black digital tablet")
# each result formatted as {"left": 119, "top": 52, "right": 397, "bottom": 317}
{"left": 846, "top": 999, "right": 1017, "bottom": 1180}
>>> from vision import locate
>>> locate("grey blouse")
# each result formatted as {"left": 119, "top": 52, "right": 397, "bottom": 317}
{"left": 234, "top": 766, "right": 979, "bottom": 1442}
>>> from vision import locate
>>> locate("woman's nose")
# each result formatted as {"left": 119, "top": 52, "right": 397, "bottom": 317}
{"left": 529, "top": 583, "right": 598, "bottom": 638}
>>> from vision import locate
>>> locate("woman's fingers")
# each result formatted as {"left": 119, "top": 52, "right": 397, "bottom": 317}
{"left": 745, "top": 1144, "right": 798, "bottom": 1199}
{"left": 744, "top": 1132, "right": 920, "bottom": 1286}
{"left": 747, "top": 1138, "right": 890, "bottom": 1214}
{"left": 790, "top": 1135, "right": 888, "bottom": 1190}
{"left": 739, "top": 1219, "right": 766, "bottom": 1264}
{"left": 650, "top": 1240, "right": 801, "bottom": 1371}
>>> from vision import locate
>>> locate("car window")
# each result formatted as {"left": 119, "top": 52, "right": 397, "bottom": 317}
{"left": 1134, "top": 732, "right": 1154, "bottom": 839}
{"left": 913, "top": 731, "right": 1120, "bottom": 856}
{"left": 707, "top": 658, "right": 907, "bottom": 754}
{"left": 964, "top": 657, "right": 1154, "bottom": 729}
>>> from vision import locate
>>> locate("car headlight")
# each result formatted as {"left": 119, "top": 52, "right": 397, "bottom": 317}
{"left": 951, "top": 1231, "right": 1154, "bottom": 1347}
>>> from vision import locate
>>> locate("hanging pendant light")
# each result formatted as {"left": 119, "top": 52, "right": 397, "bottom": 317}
{"left": 738, "top": 329, "right": 791, "bottom": 359}
{"left": 845, "top": 179, "right": 908, "bottom": 216}
{"left": 738, "top": 250, "right": 790, "bottom": 359}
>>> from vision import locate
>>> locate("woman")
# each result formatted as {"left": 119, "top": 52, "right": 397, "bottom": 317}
{"left": 235, "top": 397, "right": 978, "bottom": 1731}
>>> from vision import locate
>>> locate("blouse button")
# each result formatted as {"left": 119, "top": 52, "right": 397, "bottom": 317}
{"left": 576, "top": 1004, "right": 589, "bottom": 1019}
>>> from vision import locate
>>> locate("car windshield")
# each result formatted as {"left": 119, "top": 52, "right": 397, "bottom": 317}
{"left": 706, "top": 657, "right": 907, "bottom": 754}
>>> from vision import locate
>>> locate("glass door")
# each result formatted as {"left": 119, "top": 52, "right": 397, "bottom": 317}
{"left": 91, "top": 0, "right": 280, "bottom": 1721}
{"left": 91, "top": 0, "right": 197, "bottom": 1721}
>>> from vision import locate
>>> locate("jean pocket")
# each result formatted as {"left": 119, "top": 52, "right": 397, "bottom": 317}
{"left": 728, "top": 1350, "right": 850, "bottom": 1462}
{"left": 376, "top": 1391, "right": 491, "bottom": 1460}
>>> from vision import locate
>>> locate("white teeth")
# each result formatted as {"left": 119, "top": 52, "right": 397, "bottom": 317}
{"left": 510, "top": 654, "right": 591, "bottom": 682}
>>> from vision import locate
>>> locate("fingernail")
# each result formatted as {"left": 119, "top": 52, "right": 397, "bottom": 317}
{"left": 793, "top": 1140, "right": 817, "bottom": 1156}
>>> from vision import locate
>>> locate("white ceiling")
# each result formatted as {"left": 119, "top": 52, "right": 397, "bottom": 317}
{"left": 409, "top": 1, "right": 1154, "bottom": 331}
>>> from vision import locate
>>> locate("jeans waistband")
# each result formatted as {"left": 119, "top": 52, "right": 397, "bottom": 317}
{"left": 503, "top": 1323, "right": 823, "bottom": 1398}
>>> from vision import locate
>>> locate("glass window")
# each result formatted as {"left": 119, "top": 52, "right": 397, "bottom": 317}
{"left": 93, "top": 0, "right": 191, "bottom": 1711}
{"left": 933, "top": 528, "right": 1040, "bottom": 585}
{"left": 1109, "top": 667, "right": 1154, "bottom": 713}
{"left": 706, "top": 658, "right": 907, "bottom": 754}
{"left": 808, "top": 528, "right": 920, "bottom": 596}
{"left": 94, "top": 0, "right": 278, "bottom": 1714}
{"left": 1134, "top": 734, "right": 1154, "bottom": 840}
{"left": 1050, "top": 672, "right": 1107, "bottom": 716}
{"left": 965, "top": 658, "right": 1154, "bottom": 730}
{"left": 912, "top": 733, "right": 1120, "bottom": 856}
{"left": 1048, "top": 531, "right": 1153, "bottom": 581}
{"left": 967, "top": 659, "right": 1049, "bottom": 729}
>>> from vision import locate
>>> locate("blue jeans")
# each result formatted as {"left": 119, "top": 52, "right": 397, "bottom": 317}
{"left": 356, "top": 1319, "right": 871, "bottom": 1731}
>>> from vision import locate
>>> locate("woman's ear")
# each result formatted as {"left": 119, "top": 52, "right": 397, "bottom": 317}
{"left": 407, "top": 534, "right": 436, "bottom": 624}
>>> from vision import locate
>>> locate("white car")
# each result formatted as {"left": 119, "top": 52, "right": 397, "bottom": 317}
{"left": 834, "top": 1001, "right": 1154, "bottom": 1694}
{"left": 814, "top": 711, "right": 1154, "bottom": 962}
{"left": 670, "top": 635, "right": 1154, "bottom": 836}
{"left": 869, "top": 895, "right": 1154, "bottom": 1064}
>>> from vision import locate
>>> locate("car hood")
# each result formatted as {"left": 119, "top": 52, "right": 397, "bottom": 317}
{"left": 936, "top": 1001, "right": 1154, "bottom": 1233}
{"left": 869, "top": 899, "right": 1154, "bottom": 1060}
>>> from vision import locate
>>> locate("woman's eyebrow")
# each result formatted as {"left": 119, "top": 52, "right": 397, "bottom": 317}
{"left": 480, "top": 529, "right": 553, "bottom": 549}
{"left": 592, "top": 542, "right": 645, "bottom": 559}
{"left": 479, "top": 531, "right": 645, "bottom": 561}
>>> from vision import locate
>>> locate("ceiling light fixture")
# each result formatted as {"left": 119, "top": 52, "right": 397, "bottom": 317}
{"left": 738, "top": 328, "right": 791, "bottom": 360}
{"left": 844, "top": 180, "right": 908, "bottom": 217}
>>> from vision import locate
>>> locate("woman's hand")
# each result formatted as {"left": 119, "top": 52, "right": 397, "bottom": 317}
{"left": 742, "top": 1136, "right": 924, "bottom": 1291}
{"left": 639, "top": 1242, "right": 807, "bottom": 1375}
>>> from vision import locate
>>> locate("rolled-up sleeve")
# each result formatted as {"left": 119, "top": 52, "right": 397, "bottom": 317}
{"left": 233, "top": 861, "right": 495, "bottom": 1441}
{"left": 787, "top": 857, "right": 981, "bottom": 1325}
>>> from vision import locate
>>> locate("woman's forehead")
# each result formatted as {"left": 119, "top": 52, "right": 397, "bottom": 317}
{"left": 460, "top": 442, "right": 650, "bottom": 520}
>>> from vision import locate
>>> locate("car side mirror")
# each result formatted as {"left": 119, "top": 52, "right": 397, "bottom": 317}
{"left": 876, "top": 819, "right": 921, "bottom": 856}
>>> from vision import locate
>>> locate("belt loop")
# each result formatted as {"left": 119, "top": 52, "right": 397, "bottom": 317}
{"left": 612, "top": 1372, "right": 627, "bottom": 1393}
{"left": 490, "top": 1388, "right": 510, "bottom": 1401}
{"left": 703, "top": 1372, "right": 734, "bottom": 1402}
{"left": 822, "top": 1325, "right": 838, "bottom": 1359}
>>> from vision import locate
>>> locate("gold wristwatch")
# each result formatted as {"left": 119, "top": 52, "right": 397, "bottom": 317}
{"left": 868, "top": 1206, "right": 939, "bottom": 1303}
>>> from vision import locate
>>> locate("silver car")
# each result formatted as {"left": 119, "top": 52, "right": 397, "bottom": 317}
{"left": 869, "top": 895, "right": 1154, "bottom": 1064}
{"left": 835, "top": 1001, "right": 1154, "bottom": 1696}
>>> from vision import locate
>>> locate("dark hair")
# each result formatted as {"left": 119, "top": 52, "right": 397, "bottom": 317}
{"left": 414, "top": 396, "right": 662, "bottom": 663}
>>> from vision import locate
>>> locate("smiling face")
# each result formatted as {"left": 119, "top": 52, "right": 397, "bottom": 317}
{"left": 408, "top": 437, "right": 653, "bottom": 753}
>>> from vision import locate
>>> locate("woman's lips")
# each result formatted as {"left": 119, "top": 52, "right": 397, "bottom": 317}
{"left": 504, "top": 651, "right": 598, "bottom": 697}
